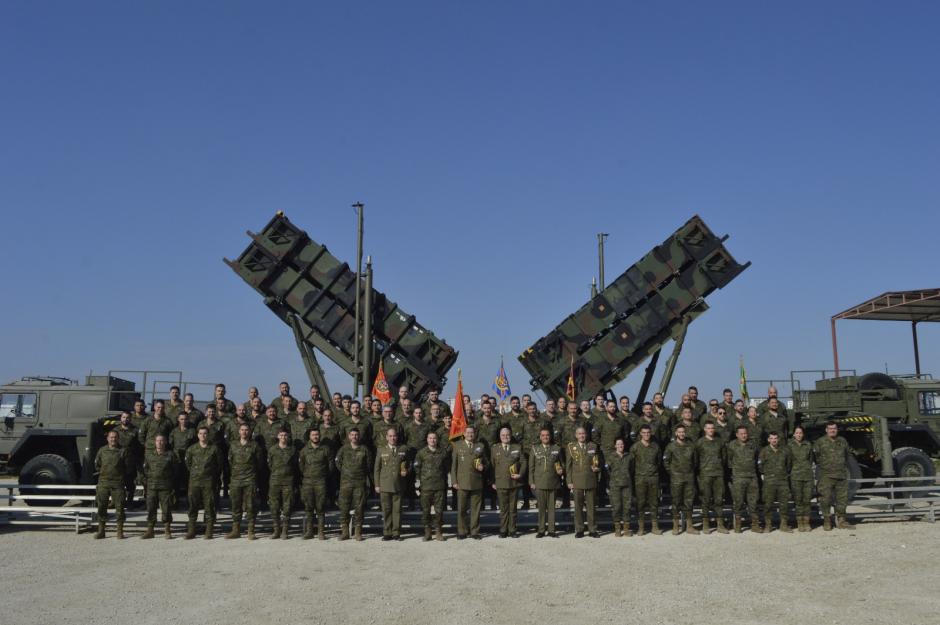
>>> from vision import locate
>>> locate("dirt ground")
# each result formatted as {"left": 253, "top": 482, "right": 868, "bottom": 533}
{"left": 1, "top": 520, "right": 938, "bottom": 625}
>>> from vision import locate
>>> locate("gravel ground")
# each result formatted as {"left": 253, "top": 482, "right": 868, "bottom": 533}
{"left": 1, "top": 521, "right": 938, "bottom": 625}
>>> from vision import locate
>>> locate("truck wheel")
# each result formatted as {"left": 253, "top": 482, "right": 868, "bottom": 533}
{"left": 858, "top": 372, "right": 899, "bottom": 391}
{"left": 891, "top": 447, "right": 936, "bottom": 497}
{"left": 18, "top": 454, "right": 78, "bottom": 506}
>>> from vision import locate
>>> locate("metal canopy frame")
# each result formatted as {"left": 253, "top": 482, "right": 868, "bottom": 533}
{"left": 831, "top": 289, "right": 940, "bottom": 377}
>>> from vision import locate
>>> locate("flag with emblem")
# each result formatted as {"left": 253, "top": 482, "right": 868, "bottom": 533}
{"left": 449, "top": 370, "right": 468, "bottom": 441}
{"left": 371, "top": 359, "right": 392, "bottom": 404}
{"left": 492, "top": 357, "right": 511, "bottom": 402}
{"left": 739, "top": 355, "right": 749, "bottom": 402}
{"left": 566, "top": 355, "right": 576, "bottom": 401}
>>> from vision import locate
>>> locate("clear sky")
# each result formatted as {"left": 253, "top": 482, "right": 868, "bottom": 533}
{"left": 2, "top": 1, "right": 938, "bottom": 407}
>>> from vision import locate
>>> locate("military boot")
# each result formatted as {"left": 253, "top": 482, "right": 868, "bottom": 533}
{"left": 623, "top": 522, "right": 632, "bottom": 537}
{"left": 823, "top": 515, "right": 833, "bottom": 531}
{"left": 281, "top": 516, "right": 290, "bottom": 539}
{"left": 733, "top": 515, "right": 742, "bottom": 533}
{"left": 614, "top": 522, "right": 622, "bottom": 537}
{"left": 247, "top": 521, "right": 257, "bottom": 540}
{"left": 423, "top": 527, "right": 432, "bottom": 542}
{"left": 637, "top": 518, "right": 646, "bottom": 536}
{"left": 651, "top": 517, "right": 663, "bottom": 535}
{"left": 717, "top": 517, "right": 729, "bottom": 534}
{"left": 836, "top": 516, "right": 855, "bottom": 530}
{"left": 142, "top": 522, "right": 155, "bottom": 539}
{"left": 801, "top": 516, "right": 811, "bottom": 532}
{"left": 226, "top": 521, "right": 241, "bottom": 539}
{"left": 185, "top": 521, "right": 196, "bottom": 539}
{"left": 780, "top": 517, "right": 792, "bottom": 533}
{"left": 272, "top": 521, "right": 282, "bottom": 539}
{"left": 354, "top": 525, "right": 363, "bottom": 541}
{"left": 164, "top": 522, "right": 172, "bottom": 539}
{"left": 94, "top": 520, "right": 106, "bottom": 539}
{"left": 317, "top": 520, "right": 326, "bottom": 540}
{"left": 340, "top": 524, "right": 350, "bottom": 541}
{"left": 763, "top": 517, "right": 772, "bottom": 534}
{"left": 204, "top": 521, "right": 214, "bottom": 539}
{"left": 303, "top": 516, "right": 314, "bottom": 540}
{"left": 749, "top": 515, "right": 761, "bottom": 533}
{"left": 686, "top": 517, "right": 700, "bottom": 535}
{"left": 671, "top": 516, "right": 680, "bottom": 535}
{"left": 116, "top": 522, "right": 124, "bottom": 539}
{"left": 435, "top": 525, "right": 445, "bottom": 541}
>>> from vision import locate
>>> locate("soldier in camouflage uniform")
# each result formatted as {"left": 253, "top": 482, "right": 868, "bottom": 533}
{"left": 674, "top": 407, "right": 702, "bottom": 442}
{"left": 138, "top": 399, "right": 174, "bottom": 453}
{"left": 652, "top": 392, "right": 675, "bottom": 437}
{"left": 287, "top": 402, "right": 313, "bottom": 450}
{"left": 727, "top": 425, "right": 760, "bottom": 533}
{"left": 184, "top": 426, "right": 223, "bottom": 539}
{"left": 491, "top": 426, "right": 526, "bottom": 538}
{"left": 335, "top": 428, "right": 371, "bottom": 540}
{"left": 422, "top": 389, "right": 452, "bottom": 419}
{"left": 415, "top": 431, "right": 450, "bottom": 541}
{"left": 142, "top": 434, "right": 177, "bottom": 539}
{"left": 402, "top": 407, "right": 432, "bottom": 511}
{"left": 742, "top": 406, "right": 763, "bottom": 447}
{"left": 270, "top": 381, "right": 298, "bottom": 418}
{"left": 268, "top": 428, "right": 297, "bottom": 538}
{"left": 94, "top": 430, "right": 127, "bottom": 539}
{"left": 241, "top": 386, "right": 262, "bottom": 414}
{"left": 169, "top": 412, "right": 195, "bottom": 502}
{"left": 130, "top": 398, "right": 148, "bottom": 429}
{"left": 695, "top": 421, "right": 728, "bottom": 533}
{"left": 180, "top": 393, "right": 203, "bottom": 427}
{"left": 165, "top": 385, "right": 184, "bottom": 422}
{"left": 226, "top": 423, "right": 261, "bottom": 539}
{"left": 113, "top": 411, "right": 141, "bottom": 506}
{"left": 530, "top": 426, "right": 563, "bottom": 537}
{"left": 254, "top": 405, "right": 283, "bottom": 507}
{"left": 664, "top": 424, "right": 699, "bottom": 534}
{"left": 211, "top": 383, "right": 238, "bottom": 415}
{"left": 758, "top": 432, "right": 792, "bottom": 533}
{"left": 814, "top": 421, "right": 856, "bottom": 531}
{"left": 451, "top": 425, "right": 487, "bottom": 539}
{"left": 630, "top": 424, "right": 662, "bottom": 535}
{"left": 298, "top": 428, "right": 332, "bottom": 539}
{"left": 200, "top": 404, "right": 229, "bottom": 499}
{"left": 374, "top": 427, "right": 410, "bottom": 540}
{"left": 688, "top": 386, "right": 708, "bottom": 420}
{"left": 789, "top": 425, "right": 815, "bottom": 532}
{"left": 566, "top": 426, "right": 601, "bottom": 537}
{"left": 760, "top": 397, "right": 790, "bottom": 443}
{"left": 607, "top": 438, "right": 632, "bottom": 536}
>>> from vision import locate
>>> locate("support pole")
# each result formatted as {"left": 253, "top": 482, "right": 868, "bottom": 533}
{"left": 597, "top": 233, "right": 608, "bottom": 291}
{"left": 352, "top": 202, "right": 364, "bottom": 397}
{"left": 634, "top": 348, "right": 662, "bottom": 414}
{"left": 657, "top": 319, "right": 690, "bottom": 397}
{"left": 362, "top": 257, "right": 374, "bottom": 396}
{"left": 831, "top": 318, "right": 840, "bottom": 377}
{"left": 912, "top": 321, "right": 921, "bottom": 377}
{"left": 289, "top": 314, "right": 332, "bottom": 405}
{"left": 590, "top": 277, "right": 597, "bottom": 299}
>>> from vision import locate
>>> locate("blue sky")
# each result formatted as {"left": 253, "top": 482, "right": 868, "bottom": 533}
{"left": 2, "top": 1, "right": 938, "bottom": 406}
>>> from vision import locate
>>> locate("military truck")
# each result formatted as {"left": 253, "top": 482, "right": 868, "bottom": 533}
{"left": 0, "top": 371, "right": 178, "bottom": 499}
{"left": 794, "top": 371, "right": 940, "bottom": 483}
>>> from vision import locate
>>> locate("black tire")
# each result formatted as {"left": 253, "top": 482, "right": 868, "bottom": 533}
{"left": 19, "top": 454, "right": 78, "bottom": 506}
{"left": 858, "top": 372, "right": 899, "bottom": 391}
{"left": 891, "top": 447, "right": 936, "bottom": 497}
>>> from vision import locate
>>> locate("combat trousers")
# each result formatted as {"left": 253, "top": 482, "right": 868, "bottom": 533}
{"left": 123, "top": 469, "right": 137, "bottom": 504}
{"left": 817, "top": 475, "right": 848, "bottom": 515}
{"left": 338, "top": 483, "right": 367, "bottom": 529}
{"left": 572, "top": 488, "right": 596, "bottom": 532}
{"left": 456, "top": 488, "right": 482, "bottom": 536}
{"left": 762, "top": 478, "right": 791, "bottom": 518}
{"left": 380, "top": 491, "right": 402, "bottom": 536}
{"left": 698, "top": 474, "right": 724, "bottom": 519}
{"left": 731, "top": 475, "right": 759, "bottom": 517}
{"left": 420, "top": 489, "right": 444, "bottom": 530}
{"left": 535, "top": 488, "right": 556, "bottom": 533}
{"left": 146, "top": 487, "right": 173, "bottom": 524}
{"left": 269, "top": 483, "right": 293, "bottom": 519}
{"left": 791, "top": 478, "right": 813, "bottom": 516}
{"left": 635, "top": 475, "right": 660, "bottom": 518}
{"left": 96, "top": 483, "right": 126, "bottom": 522}
{"left": 301, "top": 480, "right": 328, "bottom": 520}
{"left": 670, "top": 477, "right": 694, "bottom": 518}
{"left": 610, "top": 485, "right": 632, "bottom": 525}
{"left": 188, "top": 480, "right": 216, "bottom": 523}
{"left": 229, "top": 481, "right": 256, "bottom": 524}
{"left": 497, "top": 487, "right": 518, "bottom": 534}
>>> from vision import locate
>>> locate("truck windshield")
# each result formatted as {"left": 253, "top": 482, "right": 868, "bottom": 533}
{"left": 0, "top": 393, "right": 37, "bottom": 420}
{"left": 918, "top": 391, "right": 940, "bottom": 416}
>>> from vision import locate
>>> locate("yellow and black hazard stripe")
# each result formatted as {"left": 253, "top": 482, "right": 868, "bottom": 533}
{"left": 837, "top": 416, "right": 874, "bottom": 424}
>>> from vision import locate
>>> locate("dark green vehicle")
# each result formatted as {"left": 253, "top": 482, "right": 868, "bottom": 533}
{"left": 794, "top": 371, "right": 940, "bottom": 482}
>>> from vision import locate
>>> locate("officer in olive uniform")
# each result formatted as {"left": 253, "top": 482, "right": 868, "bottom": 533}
{"left": 629, "top": 425, "right": 662, "bottom": 535}
{"left": 184, "top": 426, "right": 223, "bottom": 539}
{"left": 374, "top": 428, "right": 410, "bottom": 540}
{"left": 227, "top": 423, "right": 262, "bottom": 539}
{"left": 94, "top": 430, "right": 127, "bottom": 539}
{"left": 142, "top": 434, "right": 178, "bottom": 539}
{"left": 789, "top": 425, "right": 815, "bottom": 532}
{"left": 727, "top": 425, "right": 760, "bottom": 532}
{"left": 451, "top": 425, "right": 487, "bottom": 539}
{"left": 299, "top": 428, "right": 333, "bottom": 540}
{"left": 695, "top": 421, "right": 728, "bottom": 533}
{"left": 414, "top": 431, "right": 449, "bottom": 541}
{"left": 814, "top": 421, "right": 856, "bottom": 531}
{"left": 664, "top": 424, "right": 699, "bottom": 535}
{"left": 530, "top": 426, "right": 563, "bottom": 537}
{"left": 491, "top": 426, "right": 526, "bottom": 538}
{"left": 335, "top": 428, "right": 371, "bottom": 541}
{"left": 607, "top": 438, "right": 632, "bottom": 536}
{"left": 566, "top": 427, "right": 601, "bottom": 537}
{"left": 759, "top": 432, "right": 792, "bottom": 533}
{"left": 268, "top": 429, "right": 297, "bottom": 538}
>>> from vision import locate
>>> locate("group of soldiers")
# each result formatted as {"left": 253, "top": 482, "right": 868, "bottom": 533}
{"left": 93, "top": 381, "right": 857, "bottom": 541}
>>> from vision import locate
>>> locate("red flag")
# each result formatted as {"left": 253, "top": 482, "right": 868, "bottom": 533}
{"left": 448, "top": 370, "right": 467, "bottom": 442}
{"left": 371, "top": 360, "right": 391, "bottom": 404}
{"left": 566, "top": 356, "right": 576, "bottom": 401}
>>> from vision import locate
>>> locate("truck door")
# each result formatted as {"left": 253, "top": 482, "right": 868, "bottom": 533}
{"left": 915, "top": 390, "right": 940, "bottom": 436}
{"left": 0, "top": 392, "right": 37, "bottom": 459}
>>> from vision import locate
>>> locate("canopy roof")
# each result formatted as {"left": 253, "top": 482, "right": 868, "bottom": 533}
{"left": 832, "top": 289, "right": 940, "bottom": 323}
